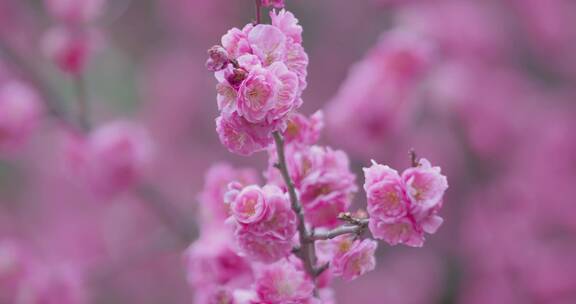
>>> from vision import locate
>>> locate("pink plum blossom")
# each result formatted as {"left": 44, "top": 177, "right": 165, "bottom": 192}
{"left": 284, "top": 42, "right": 309, "bottom": 92}
{"left": 198, "top": 163, "right": 259, "bottom": 228}
{"left": 267, "top": 145, "right": 357, "bottom": 228}
{"left": 329, "top": 236, "right": 378, "bottom": 281}
{"left": 282, "top": 111, "right": 324, "bottom": 146}
{"left": 366, "top": 177, "right": 407, "bottom": 221}
{"left": 185, "top": 231, "right": 252, "bottom": 288}
{"left": 363, "top": 160, "right": 401, "bottom": 188}
{"left": 0, "top": 81, "right": 42, "bottom": 153}
{"left": 229, "top": 185, "right": 268, "bottom": 224}
{"left": 248, "top": 25, "right": 287, "bottom": 67}
{"left": 369, "top": 217, "right": 424, "bottom": 247}
{"left": 363, "top": 162, "right": 407, "bottom": 221}
{"left": 209, "top": 10, "right": 308, "bottom": 158}
{"left": 401, "top": 158, "right": 448, "bottom": 212}
{"left": 254, "top": 259, "right": 314, "bottom": 303}
{"left": 234, "top": 228, "right": 293, "bottom": 264}
{"left": 216, "top": 112, "right": 276, "bottom": 156}
{"left": 229, "top": 185, "right": 297, "bottom": 263}
{"left": 364, "top": 159, "right": 447, "bottom": 247}
{"left": 206, "top": 46, "right": 230, "bottom": 72}
{"left": 221, "top": 25, "right": 253, "bottom": 60}
{"left": 237, "top": 63, "right": 299, "bottom": 124}
{"left": 271, "top": 9, "right": 303, "bottom": 44}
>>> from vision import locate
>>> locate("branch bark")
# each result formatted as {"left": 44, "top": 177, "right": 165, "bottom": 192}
{"left": 310, "top": 219, "right": 369, "bottom": 241}
{"left": 272, "top": 131, "right": 316, "bottom": 277}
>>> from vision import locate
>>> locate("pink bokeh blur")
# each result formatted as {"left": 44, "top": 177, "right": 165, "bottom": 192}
{"left": 1, "top": 0, "right": 575, "bottom": 303}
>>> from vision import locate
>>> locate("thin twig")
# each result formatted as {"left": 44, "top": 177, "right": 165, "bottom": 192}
{"left": 272, "top": 131, "right": 316, "bottom": 277}
{"left": 409, "top": 148, "right": 418, "bottom": 167}
{"left": 314, "top": 262, "right": 330, "bottom": 277}
{"left": 311, "top": 220, "right": 368, "bottom": 240}
{"left": 310, "top": 219, "right": 369, "bottom": 241}
{"left": 254, "top": 0, "right": 262, "bottom": 24}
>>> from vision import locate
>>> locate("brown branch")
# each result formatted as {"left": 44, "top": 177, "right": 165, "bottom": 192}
{"left": 409, "top": 148, "right": 418, "bottom": 167}
{"left": 254, "top": 0, "right": 262, "bottom": 24}
{"left": 310, "top": 219, "right": 369, "bottom": 241}
{"left": 272, "top": 131, "right": 316, "bottom": 277}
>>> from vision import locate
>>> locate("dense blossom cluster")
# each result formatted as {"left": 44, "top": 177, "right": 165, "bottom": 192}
{"left": 2, "top": 0, "right": 576, "bottom": 302}
{"left": 209, "top": 9, "right": 309, "bottom": 155}
{"left": 197, "top": 163, "right": 259, "bottom": 230}
{"left": 226, "top": 184, "right": 297, "bottom": 263}
{"left": 194, "top": 5, "right": 449, "bottom": 302}
{"left": 266, "top": 142, "right": 358, "bottom": 228}
{"left": 364, "top": 159, "right": 447, "bottom": 247}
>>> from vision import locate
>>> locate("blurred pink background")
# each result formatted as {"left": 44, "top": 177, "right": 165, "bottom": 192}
{"left": 1, "top": 0, "right": 575, "bottom": 303}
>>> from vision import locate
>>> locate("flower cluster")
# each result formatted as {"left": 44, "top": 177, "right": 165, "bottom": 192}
{"left": 190, "top": 4, "right": 449, "bottom": 303}
{"left": 319, "top": 236, "right": 378, "bottom": 281}
{"left": 364, "top": 158, "right": 448, "bottom": 247}
{"left": 254, "top": 259, "right": 315, "bottom": 303}
{"left": 226, "top": 184, "right": 297, "bottom": 263}
{"left": 190, "top": 108, "right": 447, "bottom": 302}
{"left": 209, "top": 9, "right": 308, "bottom": 155}
{"left": 266, "top": 143, "right": 358, "bottom": 228}
{"left": 197, "top": 163, "right": 259, "bottom": 230}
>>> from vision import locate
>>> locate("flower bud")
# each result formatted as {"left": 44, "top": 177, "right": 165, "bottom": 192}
{"left": 226, "top": 67, "right": 248, "bottom": 88}
{"left": 206, "top": 46, "right": 230, "bottom": 72}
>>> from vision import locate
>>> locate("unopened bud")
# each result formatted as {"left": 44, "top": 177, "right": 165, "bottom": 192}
{"left": 206, "top": 45, "right": 230, "bottom": 72}
{"left": 226, "top": 68, "right": 248, "bottom": 88}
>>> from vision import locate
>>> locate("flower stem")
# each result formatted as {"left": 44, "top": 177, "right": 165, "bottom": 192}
{"left": 310, "top": 219, "right": 369, "bottom": 241}
{"left": 272, "top": 131, "right": 316, "bottom": 277}
{"left": 409, "top": 148, "right": 418, "bottom": 167}
{"left": 254, "top": 0, "right": 262, "bottom": 24}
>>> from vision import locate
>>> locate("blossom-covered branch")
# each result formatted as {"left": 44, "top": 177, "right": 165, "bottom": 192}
{"left": 192, "top": 1, "right": 450, "bottom": 302}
